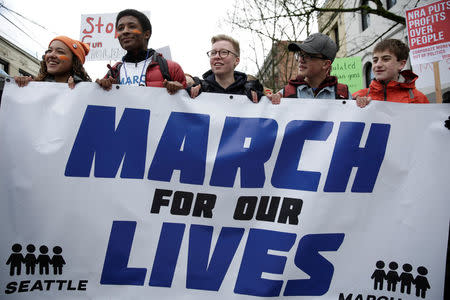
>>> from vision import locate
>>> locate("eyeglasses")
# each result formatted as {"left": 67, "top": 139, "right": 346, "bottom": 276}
{"left": 294, "top": 52, "right": 327, "bottom": 62}
{"left": 207, "top": 49, "right": 238, "bottom": 58}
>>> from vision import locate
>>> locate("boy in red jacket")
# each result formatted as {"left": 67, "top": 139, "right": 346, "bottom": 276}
{"left": 353, "top": 39, "right": 428, "bottom": 107}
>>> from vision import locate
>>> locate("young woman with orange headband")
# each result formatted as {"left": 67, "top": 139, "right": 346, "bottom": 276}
{"left": 14, "top": 36, "right": 91, "bottom": 88}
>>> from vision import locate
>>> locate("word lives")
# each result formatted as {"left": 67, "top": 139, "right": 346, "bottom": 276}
{"left": 100, "top": 221, "right": 344, "bottom": 297}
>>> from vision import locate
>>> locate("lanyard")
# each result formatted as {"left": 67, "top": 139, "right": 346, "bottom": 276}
{"left": 121, "top": 49, "right": 151, "bottom": 86}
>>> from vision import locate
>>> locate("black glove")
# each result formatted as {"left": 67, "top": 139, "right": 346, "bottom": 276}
{"left": 445, "top": 116, "right": 450, "bottom": 130}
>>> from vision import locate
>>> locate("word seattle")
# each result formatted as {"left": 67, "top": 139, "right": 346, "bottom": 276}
{"left": 100, "top": 221, "right": 344, "bottom": 297}
{"left": 65, "top": 105, "right": 391, "bottom": 193}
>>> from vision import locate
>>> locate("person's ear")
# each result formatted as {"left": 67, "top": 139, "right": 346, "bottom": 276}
{"left": 144, "top": 30, "right": 151, "bottom": 41}
{"left": 323, "top": 59, "right": 332, "bottom": 69}
{"left": 398, "top": 59, "right": 407, "bottom": 71}
{"left": 234, "top": 56, "right": 240, "bottom": 67}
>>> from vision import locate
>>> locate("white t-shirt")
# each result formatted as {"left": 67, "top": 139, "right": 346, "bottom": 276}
{"left": 119, "top": 60, "right": 148, "bottom": 86}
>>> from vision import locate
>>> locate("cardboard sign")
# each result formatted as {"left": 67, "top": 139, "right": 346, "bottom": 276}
{"left": 330, "top": 57, "right": 363, "bottom": 94}
{"left": 406, "top": 0, "right": 450, "bottom": 65}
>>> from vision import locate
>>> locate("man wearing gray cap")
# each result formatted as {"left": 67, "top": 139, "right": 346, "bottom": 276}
{"left": 268, "top": 33, "right": 351, "bottom": 104}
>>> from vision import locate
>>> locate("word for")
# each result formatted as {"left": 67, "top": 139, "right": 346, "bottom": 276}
{"left": 4, "top": 280, "right": 88, "bottom": 294}
{"left": 65, "top": 106, "right": 391, "bottom": 193}
{"left": 100, "top": 221, "right": 344, "bottom": 297}
{"left": 151, "top": 189, "right": 216, "bottom": 218}
{"left": 339, "top": 294, "right": 401, "bottom": 300}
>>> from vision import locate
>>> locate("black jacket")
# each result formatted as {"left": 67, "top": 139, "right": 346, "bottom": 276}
{"left": 190, "top": 70, "right": 264, "bottom": 102}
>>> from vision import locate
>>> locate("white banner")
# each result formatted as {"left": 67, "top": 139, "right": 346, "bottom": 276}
{"left": 0, "top": 82, "right": 449, "bottom": 299}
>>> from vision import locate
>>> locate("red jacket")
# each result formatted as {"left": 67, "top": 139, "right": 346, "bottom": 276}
{"left": 106, "top": 51, "right": 186, "bottom": 88}
{"left": 353, "top": 70, "right": 428, "bottom": 103}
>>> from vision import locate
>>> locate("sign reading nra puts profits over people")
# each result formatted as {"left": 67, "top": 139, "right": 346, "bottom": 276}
{"left": 406, "top": 0, "right": 450, "bottom": 65}
{"left": 0, "top": 82, "right": 449, "bottom": 299}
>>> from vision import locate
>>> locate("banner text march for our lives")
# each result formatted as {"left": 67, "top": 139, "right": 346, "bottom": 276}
{"left": 0, "top": 82, "right": 449, "bottom": 299}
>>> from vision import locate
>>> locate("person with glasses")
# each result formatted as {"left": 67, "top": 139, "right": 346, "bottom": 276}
{"left": 188, "top": 34, "right": 263, "bottom": 102}
{"left": 268, "top": 33, "right": 351, "bottom": 104}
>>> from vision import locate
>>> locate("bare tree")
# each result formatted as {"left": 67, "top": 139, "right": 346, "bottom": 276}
{"left": 225, "top": 0, "right": 411, "bottom": 90}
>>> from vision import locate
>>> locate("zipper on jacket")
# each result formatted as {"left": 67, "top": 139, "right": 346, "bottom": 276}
{"left": 383, "top": 82, "right": 387, "bottom": 101}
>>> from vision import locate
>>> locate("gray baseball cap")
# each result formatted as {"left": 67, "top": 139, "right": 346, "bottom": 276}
{"left": 288, "top": 33, "right": 337, "bottom": 61}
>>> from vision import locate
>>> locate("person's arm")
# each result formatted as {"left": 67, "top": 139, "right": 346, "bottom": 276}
{"left": 95, "top": 64, "right": 119, "bottom": 91}
{"left": 244, "top": 80, "right": 264, "bottom": 103}
{"left": 14, "top": 76, "right": 33, "bottom": 87}
{"left": 355, "top": 96, "right": 372, "bottom": 108}
{"left": 412, "top": 90, "right": 430, "bottom": 103}
{"left": 165, "top": 61, "right": 187, "bottom": 95}
{"left": 267, "top": 89, "right": 284, "bottom": 105}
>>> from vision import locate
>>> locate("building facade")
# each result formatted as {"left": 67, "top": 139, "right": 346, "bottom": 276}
{"left": 317, "top": 0, "right": 449, "bottom": 101}
{"left": 0, "top": 35, "right": 40, "bottom": 77}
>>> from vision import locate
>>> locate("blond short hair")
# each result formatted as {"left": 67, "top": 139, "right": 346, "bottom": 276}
{"left": 211, "top": 34, "right": 240, "bottom": 56}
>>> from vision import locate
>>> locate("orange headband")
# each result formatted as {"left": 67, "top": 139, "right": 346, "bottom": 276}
{"left": 49, "top": 36, "right": 90, "bottom": 64}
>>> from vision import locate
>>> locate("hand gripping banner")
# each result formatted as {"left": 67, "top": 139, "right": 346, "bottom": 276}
{"left": 0, "top": 81, "right": 449, "bottom": 299}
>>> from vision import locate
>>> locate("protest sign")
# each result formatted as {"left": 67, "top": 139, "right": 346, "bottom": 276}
{"left": 406, "top": 0, "right": 450, "bottom": 65}
{"left": 0, "top": 82, "right": 449, "bottom": 299}
{"left": 330, "top": 57, "right": 363, "bottom": 94}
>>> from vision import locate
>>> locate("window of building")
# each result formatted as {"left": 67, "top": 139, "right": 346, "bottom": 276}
{"left": 361, "top": 0, "right": 370, "bottom": 31}
{"left": 19, "top": 69, "right": 33, "bottom": 77}
{"left": 0, "top": 58, "right": 9, "bottom": 74}
{"left": 333, "top": 26, "right": 340, "bottom": 50}
{"left": 364, "top": 62, "right": 373, "bottom": 88}
{"left": 387, "top": 0, "right": 397, "bottom": 10}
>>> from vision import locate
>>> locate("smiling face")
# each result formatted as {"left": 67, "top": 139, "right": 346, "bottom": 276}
{"left": 209, "top": 40, "right": 239, "bottom": 77}
{"left": 372, "top": 50, "right": 406, "bottom": 82}
{"left": 44, "top": 40, "right": 73, "bottom": 77}
{"left": 296, "top": 51, "right": 330, "bottom": 79}
{"left": 116, "top": 15, "right": 150, "bottom": 52}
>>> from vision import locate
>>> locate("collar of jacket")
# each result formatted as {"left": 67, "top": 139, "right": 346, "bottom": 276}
{"left": 289, "top": 75, "right": 338, "bottom": 90}
{"left": 370, "top": 70, "right": 419, "bottom": 90}
{"left": 202, "top": 70, "right": 248, "bottom": 90}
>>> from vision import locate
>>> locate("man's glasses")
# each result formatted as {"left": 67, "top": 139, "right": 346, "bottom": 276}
{"left": 207, "top": 49, "right": 238, "bottom": 58}
{"left": 294, "top": 52, "right": 327, "bottom": 62}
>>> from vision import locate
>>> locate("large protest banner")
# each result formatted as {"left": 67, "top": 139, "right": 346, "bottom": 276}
{"left": 0, "top": 82, "right": 449, "bottom": 299}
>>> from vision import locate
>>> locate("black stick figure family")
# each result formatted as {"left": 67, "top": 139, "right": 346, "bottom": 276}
{"left": 6, "top": 243, "right": 65, "bottom": 276}
{"left": 371, "top": 260, "right": 430, "bottom": 298}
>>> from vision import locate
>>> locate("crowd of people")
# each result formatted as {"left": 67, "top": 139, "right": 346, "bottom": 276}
{"left": 8, "top": 8, "right": 447, "bottom": 112}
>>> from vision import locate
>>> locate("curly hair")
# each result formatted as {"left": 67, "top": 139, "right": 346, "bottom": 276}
{"left": 35, "top": 55, "right": 91, "bottom": 82}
